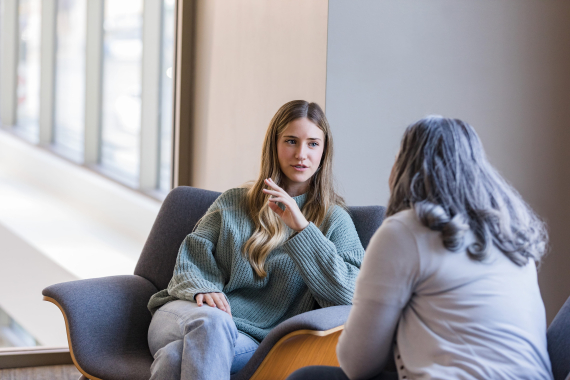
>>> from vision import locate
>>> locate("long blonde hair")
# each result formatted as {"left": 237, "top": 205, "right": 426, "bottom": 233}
{"left": 243, "top": 100, "right": 344, "bottom": 278}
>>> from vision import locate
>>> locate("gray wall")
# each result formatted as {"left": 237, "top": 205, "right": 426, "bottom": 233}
{"left": 326, "top": 0, "right": 570, "bottom": 323}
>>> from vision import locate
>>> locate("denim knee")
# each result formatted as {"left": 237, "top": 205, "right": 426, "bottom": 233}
{"left": 158, "top": 342, "right": 182, "bottom": 363}
{"left": 180, "top": 307, "right": 237, "bottom": 340}
{"left": 150, "top": 340, "right": 183, "bottom": 380}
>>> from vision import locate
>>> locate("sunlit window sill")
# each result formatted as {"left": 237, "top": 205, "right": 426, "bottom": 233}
{"left": 0, "top": 346, "right": 72, "bottom": 369}
{"left": 0, "top": 129, "right": 161, "bottom": 347}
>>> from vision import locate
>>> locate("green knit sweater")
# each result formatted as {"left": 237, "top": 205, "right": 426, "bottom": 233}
{"left": 147, "top": 188, "right": 365, "bottom": 342}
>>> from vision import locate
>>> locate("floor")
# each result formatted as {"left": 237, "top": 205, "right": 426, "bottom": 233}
{"left": 0, "top": 365, "right": 80, "bottom": 380}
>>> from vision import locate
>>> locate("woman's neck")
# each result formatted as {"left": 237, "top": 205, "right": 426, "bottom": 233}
{"left": 281, "top": 179, "right": 309, "bottom": 197}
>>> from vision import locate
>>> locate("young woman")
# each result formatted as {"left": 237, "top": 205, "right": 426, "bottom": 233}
{"left": 288, "top": 116, "right": 552, "bottom": 380}
{"left": 146, "top": 100, "right": 365, "bottom": 380}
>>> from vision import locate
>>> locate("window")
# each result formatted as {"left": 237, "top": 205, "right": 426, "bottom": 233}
{"left": 0, "top": 0, "right": 177, "bottom": 353}
{"left": 0, "top": 306, "right": 38, "bottom": 348}
{"left": 159, "top": 0, "right": 175, "bottom": 193}
{"left": 54, "top": 0, "right": 86, "bottom": 162}
{"left": 16, "top": 0, "right": 41, "bottom": 143}
{"left": 3, "top": 0, "right": 175, "bottom": 197}
{"left": 100, "top": 0, "right": 143, "bottom": 185}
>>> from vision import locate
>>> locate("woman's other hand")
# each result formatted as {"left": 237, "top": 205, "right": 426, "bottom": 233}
{"left": 195, "top": 293, "right": 232, "bottom": 316}
{"left": 263, "top": 178, "right": 309, "bottom": 232}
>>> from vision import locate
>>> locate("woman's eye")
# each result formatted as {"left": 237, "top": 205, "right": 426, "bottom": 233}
{"left": 309, "top": 142, "right": 319, "bottom": 147}
{"left": 285, "top": 139, "right": 296, "bottom": 145}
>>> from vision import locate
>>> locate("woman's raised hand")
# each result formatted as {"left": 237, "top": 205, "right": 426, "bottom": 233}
{"left": 195, "top": 293, "right": 232, "bottom": 316}
{"left": 263, "top": 178, "right": 309, "bottom": 232}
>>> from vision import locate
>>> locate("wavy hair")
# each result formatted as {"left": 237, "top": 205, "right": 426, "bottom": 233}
{"left": 243, "top": 100, "right": 344, "bottom": 278}
{"left": 387, "top": 116, "right": 548, "bottom": 265}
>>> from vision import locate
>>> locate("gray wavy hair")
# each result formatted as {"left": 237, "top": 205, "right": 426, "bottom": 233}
{"left": 387, "top": 116, "right": 548, "bottom": 265}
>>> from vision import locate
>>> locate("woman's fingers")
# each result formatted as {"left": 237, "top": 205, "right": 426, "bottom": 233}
{"left": 267, "top": 194, "right": 294, "bottom": 207}
{"left": 204, "top": 294, "right": 216, "bottom": 308}
{"left": 262, "top": 178, "right": 308, "bottom": 231}
{"left": 264, "top": 177, "right": 279, "bottom": 188}
{"left": 215, "top": 294, "right": 232, "bottom": 316}
{"left": 213, "top": 294, "right": 227, "bottom": 311}
{"left": 267, "top": 196, "right": 285, "bottom": 204}
{"left": 262, "top": 188, "right": 282, "bottom": 197}
{"left": 222, "top": 297, "right": 231, "bottom": 315}
{"left": 264, "top": 178, "right": 287, "bottom": 194}
{"left": 269, "top": 198, "right": 295, "bottom": 212}
{"left": 268, "top": 200, "right": 284, "bottom": 216}
{"left": 196, "top": 293, "right": 232, "bottom": 316}
{"left": 264, "top": 179, "right": 293, "bottom": 207}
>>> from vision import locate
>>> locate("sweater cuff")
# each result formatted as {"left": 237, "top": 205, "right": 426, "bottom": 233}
{"left": 190, "top": 287, "right": 226, "bottom": 300}
{"left": 192, "top": 290, "right": 230, "bottom": 302}
{"left": 171, "top": 285, "right": 222, "bottom": 302}
{"left": 283, "top": 222, "right": 328, "bottom": 262}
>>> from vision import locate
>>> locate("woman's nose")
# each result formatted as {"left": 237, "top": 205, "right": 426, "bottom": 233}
{"left": 295, "top": 146, "right": 307, "bottom": 160}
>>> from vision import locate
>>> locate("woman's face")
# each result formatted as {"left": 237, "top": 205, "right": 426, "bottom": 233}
{"left": 277, "top": 117, "right": 325, "bottom": 195}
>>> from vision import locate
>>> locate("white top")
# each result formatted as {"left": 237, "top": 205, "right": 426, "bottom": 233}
{"left": 337, "top": 209, "right": 553, "bottom": 380}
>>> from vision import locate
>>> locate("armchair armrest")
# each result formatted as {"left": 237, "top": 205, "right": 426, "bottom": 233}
{"left": 233, "top": 305, "right": 352, "bottom": 380}
{"left": 43, "top": 275, "right": 158, "bottom": 380}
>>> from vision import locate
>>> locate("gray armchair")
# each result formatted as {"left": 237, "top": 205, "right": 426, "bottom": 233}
{"left": 43, "top": 186, "right": 385, "bottom": 380}
{"left": 548, "top": 295, "right": 570, "bottom": 380}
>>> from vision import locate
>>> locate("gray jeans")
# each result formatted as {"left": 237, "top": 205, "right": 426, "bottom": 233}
{"left": 148, "top": 300, "right": 259, "bottom": 380}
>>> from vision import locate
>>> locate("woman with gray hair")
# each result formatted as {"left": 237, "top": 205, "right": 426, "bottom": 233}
{"left": 287, "top": 116, "right": 552, "bottom": 380}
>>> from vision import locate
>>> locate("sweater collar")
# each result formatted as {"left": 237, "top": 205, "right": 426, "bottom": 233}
{"left": 292, "top": 192, "right": 308, "bottom": 209}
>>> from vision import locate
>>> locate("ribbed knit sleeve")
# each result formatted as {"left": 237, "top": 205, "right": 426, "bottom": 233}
{"left": 283, "top": 206, "right": 365, "bottom": 307}
{"left": 165, "top": 199, "right": 227, "bottom": 302}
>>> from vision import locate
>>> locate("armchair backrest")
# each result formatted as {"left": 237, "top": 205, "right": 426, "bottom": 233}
{"left": 135, "top": 186, "right": 386, "bottom": 291}
{"left": 548, "top": 296, "right": 570, "bottom": 380}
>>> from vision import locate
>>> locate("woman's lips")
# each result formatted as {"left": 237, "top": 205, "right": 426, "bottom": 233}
{"left": 292, "top": 165, "right": 309, "bottom": 172}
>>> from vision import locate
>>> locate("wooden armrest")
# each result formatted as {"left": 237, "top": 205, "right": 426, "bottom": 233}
{"left": 250, "top": 325, "right": 344, "bottom": 380}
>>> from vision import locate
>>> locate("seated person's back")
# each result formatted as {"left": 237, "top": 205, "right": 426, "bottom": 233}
{"left": 352, "top": 209, "right": 551, "bottom": 379}
{"left": 336, "top": 116, "right": 553, "bottom": 380}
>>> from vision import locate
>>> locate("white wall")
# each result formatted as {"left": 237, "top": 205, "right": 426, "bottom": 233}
{"left": 326, "top": 0, "right": 570, "bottom": 323}
{"left": 190, "top": 0, "right": 328, "bottom": 191}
